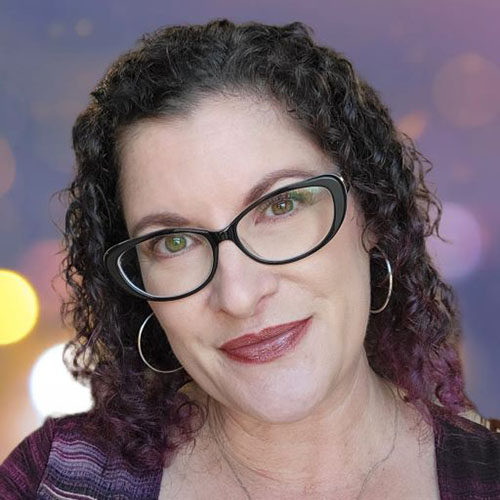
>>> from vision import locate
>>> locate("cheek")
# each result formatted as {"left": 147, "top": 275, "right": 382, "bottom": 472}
{"left": 290, "top": 235, "right": 370, "bottom": 303}
{"left": 301, "top": 230, "right": 371, "bottom": 348}
{"left": 149, "top": 301, "right": 202, "bottom": 354}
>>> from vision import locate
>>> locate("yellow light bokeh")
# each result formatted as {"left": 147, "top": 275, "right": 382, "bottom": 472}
{"left": 0, "top": 269, "right": 39, "bottom": 345}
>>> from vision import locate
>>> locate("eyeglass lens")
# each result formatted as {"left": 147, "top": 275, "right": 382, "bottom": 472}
{"left": 118, "top": 185, "right": 335, "bottom": 298}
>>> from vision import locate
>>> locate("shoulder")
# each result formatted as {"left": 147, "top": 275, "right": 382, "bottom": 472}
{"left": 459, "top": 409, "right": 500, "bottom": 435}
{"left": 0, "top": 413, "right": 85, "bottom": 499}
{"left": 435, "top": 407, "right": 500, "bottom": 455}
{"left": 432, "top": 406, "right": 500, "bottom": 498}
{"left": 1, "top": 412, "right": 163, "bottom": 499}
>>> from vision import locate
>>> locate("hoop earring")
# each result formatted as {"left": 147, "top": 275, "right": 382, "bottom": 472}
{"left": 369, "top": 244, "right": 393, "bottom": 314}
{"left": 137, "top": 313, "right": 184, "bottom": 374}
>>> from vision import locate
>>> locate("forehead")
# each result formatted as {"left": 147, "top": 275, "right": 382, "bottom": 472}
{"left": 118, "top": 96, "right": 334, "bottom": 232}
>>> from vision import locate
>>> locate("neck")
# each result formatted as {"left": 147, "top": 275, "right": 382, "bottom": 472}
{"left": 188, "top": 355, "right": 404, "bottom": 497}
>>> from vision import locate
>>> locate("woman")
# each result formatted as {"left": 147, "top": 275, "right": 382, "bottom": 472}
{"left": 1, "top": 19, "right": 499, "bottom": 500}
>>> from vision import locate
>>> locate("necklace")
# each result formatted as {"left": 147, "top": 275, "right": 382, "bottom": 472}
{"left": 216, "top": 382, "right": 399, "bottom": 500}
{"left": 354, "top": 384, "right": 399, "bottom": 499}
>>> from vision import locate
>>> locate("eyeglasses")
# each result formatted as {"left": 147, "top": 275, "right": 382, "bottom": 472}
{"left": 104, "top": 173, "right": 349, "bottom": 301}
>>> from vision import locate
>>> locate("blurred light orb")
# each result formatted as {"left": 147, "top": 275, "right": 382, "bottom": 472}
{"left": 29, "top": 343, "right": 93, "bottom": 419}
{"left": 426, "top": 202, "right": 482, "bottom": 282}
{"left": 396, "top": 110, "right": 428, "bottom": 141}
{"left": 0, "top": 269, "right": 39, "bottom": 345}
{"left": 0, "top": 137, "right": 16, "bottom": 198}
{"left": 75, "top": 18, "right": 93, "bottom": 37}
{"left": 432, "top": 52, "right": 500, "bottom": 128}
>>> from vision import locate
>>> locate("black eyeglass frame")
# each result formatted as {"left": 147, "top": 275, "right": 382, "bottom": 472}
{"left": 104, "top": 173, "right": 349, "bottom": 301}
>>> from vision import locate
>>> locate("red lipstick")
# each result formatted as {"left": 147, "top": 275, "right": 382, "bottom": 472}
{"left": 219, "top": 317, "right": 312, "bottom": 364}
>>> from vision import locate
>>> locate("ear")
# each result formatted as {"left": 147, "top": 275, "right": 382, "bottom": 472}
{"left": 349, "top": 192, "right": 379, "bottom": 253}
{"left": 361, "top": 226, "right": 379, "bottom": 253}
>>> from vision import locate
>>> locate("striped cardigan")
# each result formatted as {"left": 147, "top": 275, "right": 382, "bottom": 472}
{"left": 1, "top": 406, "right": 499, "bottom": 499}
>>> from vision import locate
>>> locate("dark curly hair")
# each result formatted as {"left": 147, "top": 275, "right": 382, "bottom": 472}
{"left": 60, "top": 18, "right": 477, "bottom": 470}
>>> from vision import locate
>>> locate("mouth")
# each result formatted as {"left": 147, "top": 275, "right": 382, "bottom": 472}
{"left": 219, "top": 316, "right": 312, "bottom": 364}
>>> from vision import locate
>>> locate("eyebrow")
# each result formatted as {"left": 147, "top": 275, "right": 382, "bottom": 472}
{"left": 130, "top": 166, "right": 325, "bottom": 237}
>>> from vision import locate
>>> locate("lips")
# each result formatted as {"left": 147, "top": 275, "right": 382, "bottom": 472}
{"left": 219, "top": 317, "right": 312, "bottom": 364}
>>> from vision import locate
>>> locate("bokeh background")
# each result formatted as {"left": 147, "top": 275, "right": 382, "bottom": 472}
{"left": 1, "top": 0, "right": 499, "bottom": 462}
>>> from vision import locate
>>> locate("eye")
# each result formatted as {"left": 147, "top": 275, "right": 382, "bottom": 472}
{"left": 159, "top": 235, "right": 187, "bottom": 252}
{"left": 258, "top": 191, "right": 306, "bottom": 221}
{"left": 267, "top": 198, "right": 295, "bottom": 216}
{"left": 148, "top": 233, "right": 195, "bottom": 258}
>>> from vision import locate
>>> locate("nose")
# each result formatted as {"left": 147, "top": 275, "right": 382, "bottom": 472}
{"left": 207, "top": 240, "right": 278, "bottom": 318}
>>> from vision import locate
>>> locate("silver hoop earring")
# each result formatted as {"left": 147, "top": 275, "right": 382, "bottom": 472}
{"left": 137, "top": 312, "right": 184, "bottom": 374}
{"left": 369, "top": 244, "right": 393, "bottom": 314}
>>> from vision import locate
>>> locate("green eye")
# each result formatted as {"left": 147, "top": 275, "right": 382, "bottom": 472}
{"left": 270, "top": 199, "right": 294, "bottom": 215}
{"left": 163, "top": 235, "right": 186, "bottom": 252}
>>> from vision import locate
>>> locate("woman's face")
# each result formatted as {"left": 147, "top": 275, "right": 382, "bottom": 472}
{"left": 119, "top": 96, "right": 375, "bottom": 423}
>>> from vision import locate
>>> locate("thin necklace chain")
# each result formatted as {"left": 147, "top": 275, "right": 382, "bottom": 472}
{"left": 218, "top": 446, "right": 253, "bottom": 500}
{"left": 216, "top": 382, "right": 399, "bottom": 500}
{"left": 355, "top": 384, "right": 399, "bottom": 500}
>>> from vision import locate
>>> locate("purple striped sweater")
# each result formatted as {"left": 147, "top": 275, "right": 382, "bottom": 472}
{"left": 1, "top": 406, "right": 499, "bottom": 499}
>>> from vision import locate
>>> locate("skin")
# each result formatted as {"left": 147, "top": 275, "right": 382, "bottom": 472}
{"left": 119, "top": 95, "right": 438, "bottom": 499}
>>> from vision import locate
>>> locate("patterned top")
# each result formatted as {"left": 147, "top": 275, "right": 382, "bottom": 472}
{"left": 1, "top": 406, "right": 499, "bottom": 499}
